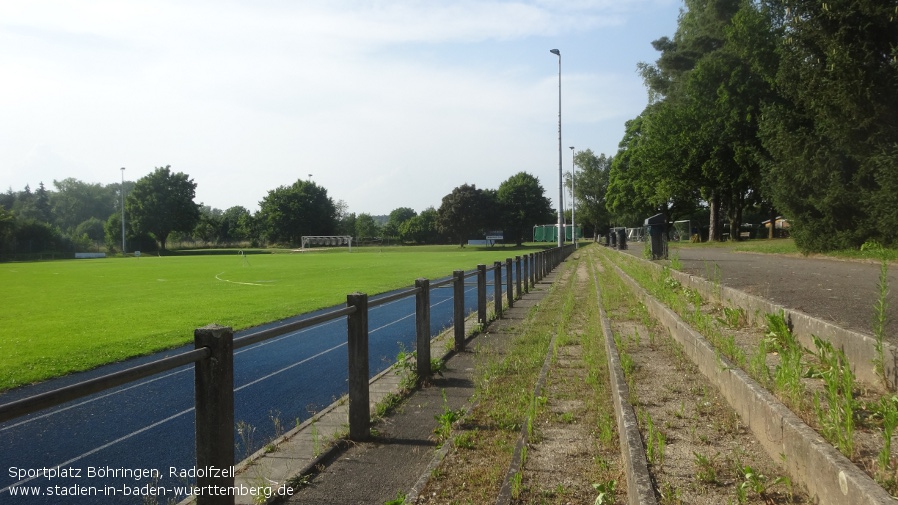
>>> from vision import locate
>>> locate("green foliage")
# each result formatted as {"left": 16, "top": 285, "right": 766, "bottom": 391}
{"left": 50, "top": 178, "right": 119, "bottom": 233}
{"left": 355, "top": 213, "right": 381, "bottom": 243}
{"left": 436, "top": 183, "right": 492, "bottom": 247}
{"left": 257, "top": 179, "right": 337, "bottom": 246}
{"left": 383, "top": 491, "right": 406, "bottom": 505}
{"left": 592, "top": 480, "right": 616, "bottom": 505}
{"left": 736, "top": 465, "right": 790, "bottom": 503}
{"left": 496, "top": 172, "right": 554, "bottom": 246}
{"left": 433, "top": 389, "right": 464, "bottom": 445}
{"left": 872, "top": 395, "right": 898, "bottom": 491}
{"left": 760, "top": 0, "right": 898, "bottom": 252}
{"left": 126, "top": 166, "right": 201, "bottom": 251}
{"left": 398, "top": 207, "right": 442, "bottom": 245}
{"left": 570, "top": 149, "right": 612, "bottom": 235}
{"left": 811, "top": 336, "right": 856, "bottom": 458}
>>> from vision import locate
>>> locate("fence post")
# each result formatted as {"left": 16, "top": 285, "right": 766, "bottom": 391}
{"left": 477, "top": 265, "right": 487, "bottom": 327}
{"left": 515, "top": 256, "right": 522, "bottom": 299}
{"left": 528, "top": 253, "right": 535, "bottom": 289}
{"left": 415, "top": 279, "right": 431, "bottom": 384}
{"left": 537, "top": 251, "right": 544, "bottom": 280}
{"left": 194, "top": 324, "right": 235, "bottom": 505}
{"left": 523, "top": 254, "right": 529, "bottom": 294}
{"left": 453, "top": 270, "right": 465, "bottom": 350}
{"left": 493, "top": 261, "right": 503, "bottom": 318}
{"left": 505, "top": 258, "right": 513, "bottom": 308}
{"left": 347, "top": 292, "right": 370, "bottom": 441}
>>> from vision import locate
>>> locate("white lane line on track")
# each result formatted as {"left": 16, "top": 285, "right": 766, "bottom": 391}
{"left": 2, "top": 284, "right": 481, "bottom": 432}
{"left": 0, "top": 407, "right": 194, "bottom": 495}
{"left": 235, "top": 342, "right": 345, "bottom": 392}
{"left": 1, "top": 320, "right": 340, "bottom": 430}
{"left": 0, "top": 283, "right": 486, "bottom": 495}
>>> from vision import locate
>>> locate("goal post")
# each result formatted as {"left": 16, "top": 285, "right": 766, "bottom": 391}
{"left": 671, "top": 220, "right": 693, "bottom": 242}
{"left": 301, "top": 236, "right": 353, "bottom": 252}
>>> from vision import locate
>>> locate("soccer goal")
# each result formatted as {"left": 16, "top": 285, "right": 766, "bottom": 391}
{"left": 671, "top": 220, "right": 694, "bottom": 242}
{"left": 301, "top": 236, "right": 353, "bottom": 252}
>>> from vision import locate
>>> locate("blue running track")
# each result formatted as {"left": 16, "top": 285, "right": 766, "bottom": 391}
{"left": 0, "top": 269, "right": 510, "bottom": 504}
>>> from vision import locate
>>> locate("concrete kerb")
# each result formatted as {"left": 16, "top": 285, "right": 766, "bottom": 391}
{"left": 590, "top": 266, "right": 657, "bottom": 505}
{"left": 495, "top": 319, "right": 558, "bottom": 505}
{"left": 408, "top": 268, "right": 562, "bottom": 505}
{"left": 608, "top": 259, "right": 895, "bottom": 505}
{"left": 628, "top": 250, "right": 897, "bottom": 391}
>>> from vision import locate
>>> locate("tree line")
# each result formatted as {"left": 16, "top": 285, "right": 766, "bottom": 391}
{"left": 602, "top": 0, "right": 897, "bottom": 252}
{"left": 0, "top": 167, "right": 558, "bottom": 255}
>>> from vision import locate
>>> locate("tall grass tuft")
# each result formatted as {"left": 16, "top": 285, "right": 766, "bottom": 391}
{"left": 811, "top": 336, "right": 855, "bottom": 458}
{"left": 862, "top": 240, "right": 890, "bottom": 387}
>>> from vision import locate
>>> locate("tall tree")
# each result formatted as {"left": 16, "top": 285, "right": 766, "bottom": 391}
{"left": 629, "top": 0, "right": 768, "bottom": 240}
{"left": 220, "top": 206, "right": 253, "bottom": 244}
{"left": 437, "top": 183, "right": 489, "bottom": 247}
{"left": 125, "top": 166, "right": 201, "bottom": 252}
{"left": 569, "top": 149, "right": 612, "bottom": 235}
{"left": 399, "top": 207, "right": 442, "bottom": 244}
{"left": 258, "top": 180, "right": 337, "bottom": 246}
{"left": 355, "top": 213, "right": 380, "bottom": 242}
{"left": 383, "top": 207, "right": 417, "bottom": 241}
{"left": 51, "top": 178, "right": 118, "bottom": 232}
{"left": 496, "top": 172, "right": 553, "bottom": 246}
{"left": 760, "top": 0, "right": 898, "bottom": 251}
{"left": 33, "top": 182, "right": 52, "bottom": 224}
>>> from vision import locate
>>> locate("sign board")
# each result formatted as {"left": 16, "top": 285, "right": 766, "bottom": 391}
{"left": 485, "top": 231, "right": 504, "bottom": 240}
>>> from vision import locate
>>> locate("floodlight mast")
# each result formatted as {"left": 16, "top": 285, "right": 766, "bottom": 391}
{"left": 120, "top": 167, "right": 126, "bottom": 254}
{"left": 570, "top": 146, "right": 576, "bottom": 249}
{"left": 550, "top": 49, "right": 563, "bottom": 248}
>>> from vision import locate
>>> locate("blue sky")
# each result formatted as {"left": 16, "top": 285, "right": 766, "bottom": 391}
{"left": 1, "top": 0, "right": 681, "bottom": 216}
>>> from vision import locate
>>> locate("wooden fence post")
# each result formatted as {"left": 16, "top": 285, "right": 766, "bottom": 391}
{"left": 493, "top": 261, "right": 503, "bottom": 318}
{"left": 522, "top": 255, "right": 529, "bottom": 294}
{"left": 477, "top": 265, "right": 487, "bottom": 327}
{"left": 515, "top": 256, "right": 522, "bottom": 299}
{"left": 453, "top": 270, "right": 465, "bottom": 350}
{"left": 415, "top": 278, "right": 431, "bottom": 384}
{"left": 527, "top": 253, "right": 536, "bottom": 289}
{"left": 505, "top": 258, "right": 513, "bottom": 308}
{"left": 347, "top": 292, "right": 370, "bottom": 441}
{"left": 194, "top": 324, "right": 235, "bottom": 505}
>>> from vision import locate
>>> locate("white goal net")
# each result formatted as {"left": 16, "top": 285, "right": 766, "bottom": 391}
{"left": 671, "top": 220, "right": 693, "bottom": 242}
{"left": 301, "top": 236, "right": 353, "bottom": 251}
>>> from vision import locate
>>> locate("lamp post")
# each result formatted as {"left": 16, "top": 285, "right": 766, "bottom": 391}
{"left": 120, "top": 167, "right": 126, "bottom": 255}
{"left": 570, "top": 146, "right": 576, "bottom": 249}
{"left": 550, "top": 48, "right": 563, "bottom": 248}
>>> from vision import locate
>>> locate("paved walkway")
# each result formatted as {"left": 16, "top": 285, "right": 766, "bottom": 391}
{"left": 621, "top": 244, "right": 898, "bottom": 346}
{"left": 228, "top": 270, "right": 558, "bottom": 505}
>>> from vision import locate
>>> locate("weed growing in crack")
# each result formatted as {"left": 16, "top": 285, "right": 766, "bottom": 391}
{"left": 591, "top": 480, "right": 616, "bottom": 504}
{"left": 433, "top": 389, "right": 464, "bottom": 445}
{"left": 862, "top": 240, "right": 890, "bottom": 388}
{"left": 811, "top": 336, "right": 856, "bottom": 458}
{"left": 735, "top": 465, "right": 791, "bottom": 504}
{"left": 693, "top": 451, "right": 719, "bottom": 484}
{"left": 237, "top": 420, "right": 257, "bottom": 459}
{"left": 640, "top": 409, "right": 666, "bottom": 470}
{"left": 871, "top": 395, "right": 898, "bottom": 493}
{"left": 767, "top": 312, "right": 807, "bottom": 411}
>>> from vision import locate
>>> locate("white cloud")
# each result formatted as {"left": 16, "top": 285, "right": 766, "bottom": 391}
{"left": 0, "top": 0, "right": 680, "bottom": 214}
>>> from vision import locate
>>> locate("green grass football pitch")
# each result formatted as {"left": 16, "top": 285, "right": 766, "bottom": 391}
{"left": 1, "top": 245, "right": 548, "bottom": 392}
